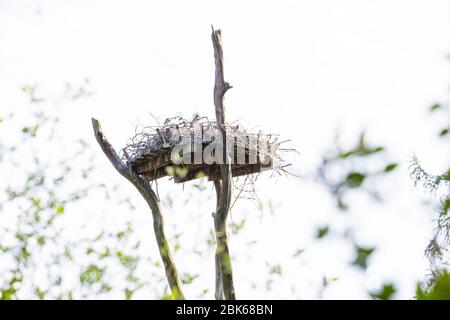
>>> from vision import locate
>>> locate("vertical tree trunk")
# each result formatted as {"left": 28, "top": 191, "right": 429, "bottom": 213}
{"left": 211, "top": 26, "right": 236, "bottom": 300}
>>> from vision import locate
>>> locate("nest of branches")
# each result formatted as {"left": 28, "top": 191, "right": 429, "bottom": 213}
{"left": 119, "top": 115, "right": 294, "bottom": 186}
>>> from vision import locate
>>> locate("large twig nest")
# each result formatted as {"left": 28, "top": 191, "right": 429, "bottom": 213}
{"left": 120, "top": 115, "right": 291, "bottom": 183}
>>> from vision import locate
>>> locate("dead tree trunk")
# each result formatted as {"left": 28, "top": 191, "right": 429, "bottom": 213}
{"left": 211, "top": 26, "right": 236, "bottom": 300}
{"left": 91, "top": 119, "right": 185, "bottom": 300}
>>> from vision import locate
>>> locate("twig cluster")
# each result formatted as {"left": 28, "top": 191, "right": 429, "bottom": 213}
{"left": 120, "top": 115, "right": 288, "bottom": 166}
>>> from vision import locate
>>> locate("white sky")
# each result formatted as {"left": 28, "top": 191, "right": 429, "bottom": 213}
{"left": 1, "top": 0, "right": 450, "bottom": 299}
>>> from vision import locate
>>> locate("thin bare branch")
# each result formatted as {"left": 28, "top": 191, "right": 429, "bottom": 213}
{"left": 91, "top": 118, "right": 184, "bottom": 300}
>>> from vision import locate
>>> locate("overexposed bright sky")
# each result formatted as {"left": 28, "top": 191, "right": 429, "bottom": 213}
{"left": 1, "top": 0, "right": 450, "bottom": 299}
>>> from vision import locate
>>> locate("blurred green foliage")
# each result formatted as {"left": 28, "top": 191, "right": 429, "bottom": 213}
{"left": 315, "top": 226, "right": 329, "bottom": 239}
{"left": 0, "top": 84, "right": 150, "bottom": 300}
{"left": 370, "top": 283, "right": 396, "bottom": 300}
{"left": 352, "top": 246, "right": 375, "bottom": 270}
{"left": 317, "top": 131, "right": 398, "bottom": 210}
{"left": 411, "top": 98, "right": 450, "bottom": 296}
{"left": 417, "top": 272, "right": 450, "bottom": 300}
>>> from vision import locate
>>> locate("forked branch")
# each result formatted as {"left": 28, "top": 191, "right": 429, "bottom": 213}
{"left": 91, "top": 118, "right": 184, "bottom": 300}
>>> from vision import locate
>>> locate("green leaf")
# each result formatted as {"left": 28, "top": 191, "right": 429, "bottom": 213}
{"left": 116, "top": 251, "right": 138, "bottom": 269}
{"left": 352, "top": 246, "right": 375, "bottom": 270}
{"left": 31, "top": 198, "right": 41, "bottom": 208}
{"left": 416, "top": 284, "right": 427, "bottom": 300}
{"left": 181, "top": 273, "right": 199, "bottom": 285}
{"left": 55, "top": 206, "right": 65, "bottom": 214}
{"left": 21, "top": 125, "right": 39, "bottom": 137}
{"left": 372, "top": 146, "right": 385, "bottom": 154}
{"left": 370, "top": 283, "right": 396, "bottom": 300}
{"left": 293, "top": 248, "right": 305, "bottom": 257}
{"left": 417, "top": 271, "right": 450, "bottom": 300}
{"left": 80, "top": 265, "right": 105, "bottom": 285}
{"left": 125, "top": 288, "right": 133, "bottom": 300}
{"left": 99, "top": 248, "right": 110, "bottom": 259}
{"left": 384, "top": 163, "right": 398, "bottom": 173}
{"left": 430, "top": 103, "right": 441, "bottom": 112}
{"left": 316, "top": 226, "right": 329, "bottom": 239}
{"left": 338, "top": 151, "right": 354, "bottom": 159}
{"left": 346, "top": 172, "right": 365, "bottom": 188}
{"left": 269, "top": 264, "right": 282, "bottom": 276}
{"left": 439, "top": 128, "right": 449, "bottom": 137}
{"left": 37, "top": 235, "right": 46, "bottom": 246}
{"left": 100, "top": 283, "right": 112, "bottom": 293}
{"left": 34, "top": 287, "right": 47, "bottom": 300}
{"left": 442, "top": 197, "right": 450, "bottom": 216}
{"left": 231, "top": 219, "right": 246, "bottom": 235}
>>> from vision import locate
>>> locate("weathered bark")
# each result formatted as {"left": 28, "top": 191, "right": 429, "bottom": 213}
{"left": 214, "top": 180, "right": 224, "bottom": 300}
{"left": 211, "top": 26, "right": 236, "bottom": 300}
{"left": 91, "top": 118, "right": 184, "bottom": 300}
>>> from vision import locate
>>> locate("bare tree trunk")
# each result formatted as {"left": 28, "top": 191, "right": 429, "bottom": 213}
{"left": 91, "top": 118, "right": 185, "bottom": 300}
{"left": 214, "top": 180, "right": 224, "bottom": 300}
{"left": 211, "top": 26, "right": 236, "bottom": 300}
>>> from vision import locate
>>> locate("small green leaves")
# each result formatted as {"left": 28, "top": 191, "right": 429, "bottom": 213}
{"left": 34, "top": 287, "right": 47, "bottom": 300}
{"left": 417, "top": 272, "right": 450, "bottom": 300}
{"left": 96, "top": 247, "right": 110, "bottom": 258}
{"left": 322, "top": 276, "right": 339, "bottom": 289}
{"left": 80, "top": 265, "right": 105, "bottom": 286}
{"left": 268, "top": 264, "right": 282, "bottom": 276}
{"left": 430, "top": 103, "right": 441, "bottom": 112}
{"left": 21, "top": 84, "right": 43, "bottom": 103}
{"left": 293, "top": 248, "right": 305, "bottom": 257}
{"left": 181, "top": 273, "right": 199, "bottom": 285}
{"left": 125, "top": 288, "right": 133, "bottom": 300}
{"left": 352, "top": 246, "right": 375, "bottom": 270}
{"left": 31, "top": 198, "right": 41, "bottom": 208}
{"left": 231, "top": 219, "right": 246, "bottom": 235}
{"left": 55, "top": 205, "right": 65, "bottom": 214}
{"left": 384, "top": 163, "right": 398, "bottom": 173}
{"left": 63, "top": 78, "right": 93, "bottom": 101}
{"left": 316, "top": 226, "right": 329, "bottom": 239}
{"left": 37, "top": 235, "right": 46, "bottom": 246}
{"left": 337, "top": 140, "right": 384, "bottom": 159}
{"left": 338, "top": 150, "right": 354, "bottom": 159}
{"left": 370, "top": 283, "right": 396, "bottom": 300}
{"left": 439, "top": 128, "right": 449, "bottom": 137}
{"left": 442, "top": 197, "right": 450, "bottom": 216}
{"left": 346, "top": 172, "right": 365, "bottom": 188}
{"left": 117, "top": 251, "right": 138, "bottom": 269}
{"left": 22, "top": 125, "right": 39, "bottom": 137}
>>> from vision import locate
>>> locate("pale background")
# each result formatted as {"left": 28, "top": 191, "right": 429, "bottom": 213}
{"left": 1, "top": 0, "right": 450, "bottom": 299}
